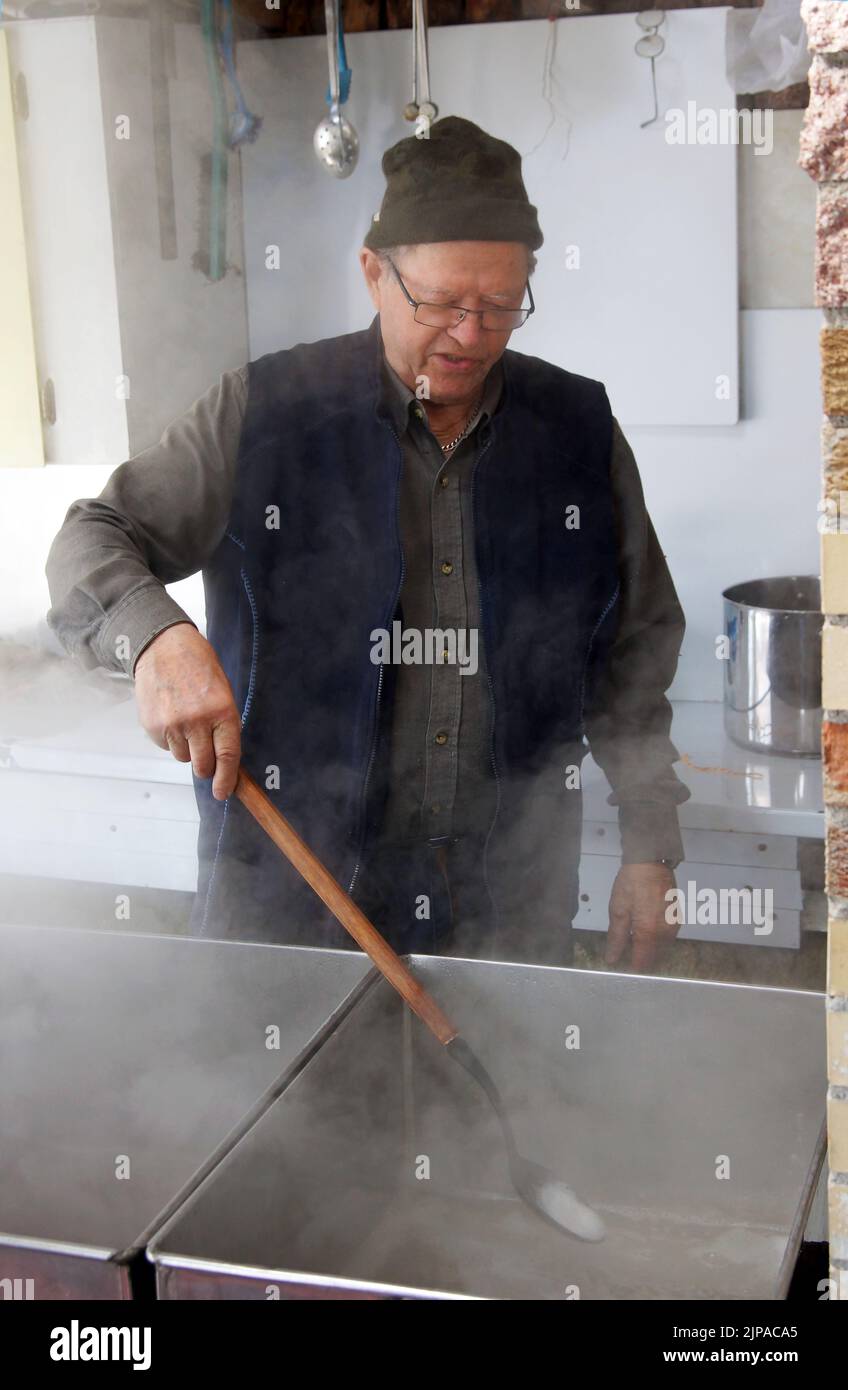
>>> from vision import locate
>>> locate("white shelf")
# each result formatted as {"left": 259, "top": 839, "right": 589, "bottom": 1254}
{"left": 582, "top": 699, "right": 823, "bottom": 840}
{"left": 2, "top": 690, "right": 192, "bottom": 786}
{"left": 4, "top": 695, "right": 824, "bottom": 817}
{"left": 0, "top": 692, "right": 824, "bottom": 912}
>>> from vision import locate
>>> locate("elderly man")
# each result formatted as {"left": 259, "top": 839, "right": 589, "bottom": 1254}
{"left": 46, "top": 116, "right": 689, "bottom": 968}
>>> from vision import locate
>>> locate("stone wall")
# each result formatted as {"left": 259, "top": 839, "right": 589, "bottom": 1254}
{"left": 801, "top": 0, "right": 848, "bottom": 1298}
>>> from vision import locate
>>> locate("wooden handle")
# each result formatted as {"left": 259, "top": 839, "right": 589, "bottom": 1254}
{"left": 234, "top": 768, "right": 459, "bottom": 1047}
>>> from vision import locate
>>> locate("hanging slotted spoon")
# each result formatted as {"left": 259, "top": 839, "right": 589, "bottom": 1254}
{"left": 235, "top": 767, "right": 605, "bottom": 1242}
{"left": 313, "top": 0, "right": 358, "bottom": 177}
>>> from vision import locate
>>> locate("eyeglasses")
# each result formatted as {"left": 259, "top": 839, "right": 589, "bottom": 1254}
{"left": 386, "top": 257, "right": 535, "bottom": 332}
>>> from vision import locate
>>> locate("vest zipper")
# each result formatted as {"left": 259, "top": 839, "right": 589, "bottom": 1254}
{"left": 348, "top": 661, "right": 384, "bottom": 896}
{"left": 577, "top": 581, "right": 621, "bottom": 736}
{"left": 470, "top": 435, "right": 502, "bottom": 932}
{"left": 347, "top": 423, "right": 406, "bottom": 897}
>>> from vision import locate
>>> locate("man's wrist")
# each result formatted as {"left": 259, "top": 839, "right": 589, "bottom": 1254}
{"left": 132, "top": 619, "right": 198, "bottom": 676}
{"left": 618, "top": 802, "right": 684, "bottom": 870}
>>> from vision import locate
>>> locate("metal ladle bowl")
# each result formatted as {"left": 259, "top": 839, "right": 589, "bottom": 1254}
{"left": 314, "top": 0, "right": 358, "bottom": 179}
{"left": 313, "top": 102, "right": 359, "bottom": 179}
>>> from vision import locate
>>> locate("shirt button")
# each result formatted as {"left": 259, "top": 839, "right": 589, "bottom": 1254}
{"left": 431, "top": 803, "right": 442, "bottom": 814}
{"left": 440, "top": 561, "right": 454, "bottom": 576}
{"left": 439, "top": 474, "right": 450, "bottom": 488}
{"left": 434, "top": 731, "right": 448, "bottom": 746}
{"left": 414, "top": 406, "right": 425, "bottom": 420}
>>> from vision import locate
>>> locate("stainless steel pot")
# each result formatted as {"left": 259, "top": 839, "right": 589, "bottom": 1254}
{"left": 722, "top": 576, "right": 822, "bottom": 757}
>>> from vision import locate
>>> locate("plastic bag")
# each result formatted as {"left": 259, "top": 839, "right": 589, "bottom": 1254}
{"left": 726, "top": 0, "right": 811, "bottom": 93}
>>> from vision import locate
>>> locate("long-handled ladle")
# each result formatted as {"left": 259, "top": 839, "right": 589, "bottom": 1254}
{"left": 235, "top": 767, "right": 605, "bottom": 1242}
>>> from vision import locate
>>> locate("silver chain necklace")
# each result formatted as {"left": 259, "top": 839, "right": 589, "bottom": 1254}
{"left": 438, "top": 391, "right": 484, "bottom": 453}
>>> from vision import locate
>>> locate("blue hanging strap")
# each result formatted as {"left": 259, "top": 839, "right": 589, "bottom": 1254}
{"left": 326, "top": 9, "right": 353, "bottom": 107}
{"left": 219, "top": 0, "right": 262, "bottom": 147}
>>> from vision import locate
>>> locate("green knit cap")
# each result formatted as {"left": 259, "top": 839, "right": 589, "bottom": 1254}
{"left": 362, "top": 115, "right": 543, "bottom": 252}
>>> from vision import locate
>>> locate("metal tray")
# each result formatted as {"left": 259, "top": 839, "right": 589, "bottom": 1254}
{"left": 0, "top": 924, "right": 372, "bottom": 1298}
{"left": 149, "top": 958, "right": 826, "bottom": 1301}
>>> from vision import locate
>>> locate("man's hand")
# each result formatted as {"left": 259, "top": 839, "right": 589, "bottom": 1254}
{"left": 604, "top": 862, "right": 679, "bottom": 973}
{"left": 134, "top": 623, "right": 241, "bottom": 801}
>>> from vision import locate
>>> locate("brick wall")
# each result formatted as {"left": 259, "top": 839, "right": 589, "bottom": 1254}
{"left": 801, "top": 0, "right": 848, "bottom": 1296}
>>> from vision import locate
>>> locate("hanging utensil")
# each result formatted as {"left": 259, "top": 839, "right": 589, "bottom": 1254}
{"left": 313, "top": 0, "right": 359, "bottom": 178}
{"left": 234, "top": 767, "right": 605, "bottom": 1243}
{"left": 636, "top": 10, "right": 666, "bottom": 129}
{"left": 403, "top": 0, "right": 438, "bottom": 138}
{"left": 199, "top": 0, "right": 228, "bottom": 282}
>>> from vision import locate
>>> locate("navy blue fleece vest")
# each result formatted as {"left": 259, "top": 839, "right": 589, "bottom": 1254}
{"left": 190, "top": 314, "right": 620, "bottom": 945}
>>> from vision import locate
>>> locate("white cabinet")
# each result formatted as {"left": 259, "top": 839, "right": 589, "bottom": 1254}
{"left": 8, "top": 14, "right": 248, "bottom": 466}
{"left": 0, "top": 692, "right": 824, "bottom": 951}
{"left": 0, "top": 686, "right": 198, "bottom": 893}
{"left": 578, "top": 701, "right": 824, "bottom": 950}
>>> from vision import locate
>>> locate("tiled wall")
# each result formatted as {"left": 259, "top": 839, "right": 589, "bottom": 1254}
{"left": 801, "top": 0, "right": 848, "bottom": 1296}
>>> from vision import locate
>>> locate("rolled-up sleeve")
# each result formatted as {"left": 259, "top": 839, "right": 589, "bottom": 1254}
{"left": 583, "top": 417, "right": 691, "bottom": 865}
{"left": 46, "top": 366, "right": 247, "bottom": 676}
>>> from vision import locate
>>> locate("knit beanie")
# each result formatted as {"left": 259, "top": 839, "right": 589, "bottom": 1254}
{"left": 363, "top": 115, "right": 543, "bottom": 251}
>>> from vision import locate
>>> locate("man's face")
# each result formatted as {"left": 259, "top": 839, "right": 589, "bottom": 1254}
{"left": 360, "top": 241, "right": 529, "bottom": 405}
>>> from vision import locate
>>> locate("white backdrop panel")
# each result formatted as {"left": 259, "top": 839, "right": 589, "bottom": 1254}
{"left": 239, "top": 8, "right": 738, "bottom": 426}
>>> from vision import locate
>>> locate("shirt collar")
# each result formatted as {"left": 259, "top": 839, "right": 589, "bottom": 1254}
{"left": 378, "top": 340, "right": 503, "bottom": 438}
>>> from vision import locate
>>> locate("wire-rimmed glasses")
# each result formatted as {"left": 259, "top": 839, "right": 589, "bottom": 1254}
{"left": 386, "top": 256, "right": 535, "bottom": 332}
